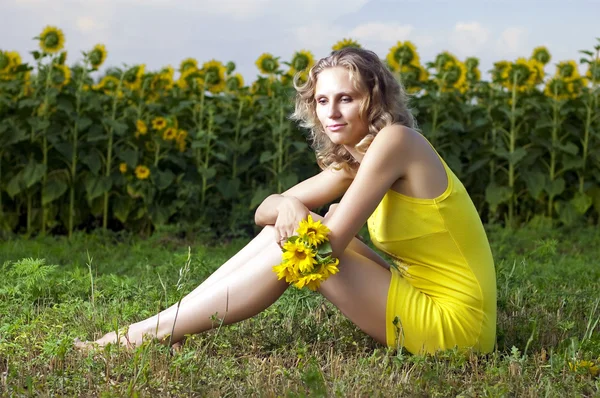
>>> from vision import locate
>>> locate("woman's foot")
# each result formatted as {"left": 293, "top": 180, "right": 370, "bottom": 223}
{"left": 74, "top": 323, "right": 163, "bottom": 350}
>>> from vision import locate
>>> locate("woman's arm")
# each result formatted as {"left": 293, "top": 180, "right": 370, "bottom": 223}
{"left": 254, "top": 166, "right": 354, "bottom": 227}
{"left": 324, "top": 125, "right": 411, "bottom": 258}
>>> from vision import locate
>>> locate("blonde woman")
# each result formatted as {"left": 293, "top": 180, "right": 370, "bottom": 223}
{"left": 77, "top": 48, "right": 496, "bottom": 354}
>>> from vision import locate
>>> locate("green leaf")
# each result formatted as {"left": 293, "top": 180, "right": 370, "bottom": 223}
{"left": 570, "top": 192, "right": 592, "bottom": 215}
{"left": 21, "top": 160, "right": 46, "bottom": 189}
{"left": 117, "top": 148, "right": 138, "bottom": 168}
{"left": 522, "top": 171, "right": 547, "bottom": 200}
{"left": 561, "top": 157, "right": 584, "bottom": 171}
{"left": 485, "top": 183, "right": 512, "bottom": 212}
{"left": 545, "top": 178, "right": 565, "bottom": 197}
{"left": 559, "top": 142, "right": 579, "bottom": 155}
{"left": 85, "top": 175, "right": 112, "bottom": 200}
{"left": 588, "top": 185, "right": 600, "bottom": 214}
{"left": 113, "top": 195, "right": 134, "bottom": 223}
{"left": 6, "top": 174, "right": 23, "bottom": 198}
{"left": 554, "top": 200, "right": 579, "bottom": 226}
{"left": 508, "top": 148, "right": 527, "bottom": 165}
{"left": 153, "top": 169, "right": 175, "bottom": 190}
{"left": 103, "top": 118, "right": 128, "bottom": 136}
{"left": 249, "top": 186, "right": 272, "bottom": 209}
{"left": 81, "top": 151, "right": 102, "bottom": 175}
{"left": 42, "top": 179, "right": 68, "bottom": 205}
{"left": 216, "top": 178, "right": 241, "bottom": 200}
{"left": 259, "top": 151, "right": 274, "bottom": 164}
{"left": 78, "top": 117, "right": 93, "bottom": 132}
{"left": 466, "top": 158, "right": 489, "bottom": 174}
{"left": 279, "top": 173, "right": 299, "bottom": 191}
{"left": 317, "top": 241, "right": 333, "bottom": 256}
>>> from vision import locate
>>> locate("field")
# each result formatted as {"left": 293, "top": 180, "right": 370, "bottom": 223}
{"left": 1, "top": 224, "right": 599, "bottom": 397}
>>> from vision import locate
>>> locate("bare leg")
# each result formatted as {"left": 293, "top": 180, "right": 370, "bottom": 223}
{"left": 318, "top": 250, "right": 392, "bottom": 345}
{"left": 78, "top": 224, "right": 393, "bottom": 348}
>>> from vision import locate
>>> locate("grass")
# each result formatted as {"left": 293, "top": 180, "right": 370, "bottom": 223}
{"left": 0, "top": 224, "right": 599, "bottom": 397}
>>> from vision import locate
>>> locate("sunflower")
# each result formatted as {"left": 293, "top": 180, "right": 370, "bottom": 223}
{"left": 569, "top": 360, "right": 599, "bottom": 377}
{"left": 123, "top": 64, "right": 145, "bottom": 90}
{"left": 586, "top": 59, "right": 600, "bottom": 82}
{"left": 135, "top": 120, "right": 148, "bottom": 138}
{"left": 179, "top": 58, "right": 198, "bottom": 74}
{"left": 528, "top": 59, "right": 545, "bottom": 85}
{"left": 433, "top": 51, "right": 458, "bottom": 71}
{"left": 293, "top": 272, "right": 325, "bottom": 291}
{"left": 501, "top": 58, "right": 537, "bottom": 92}
{"left": 556, "top": 60, "right": 579, "bottom": 79}
{"left": 332, "top": 38, "right": 362, "bottom": 51}
{"left": 386, "top": 41, "right": 420, "bottom": 72}
{"left": 544, "top": 77, "right": 571, "bottom": 101}
{"left": 52, "top": 64, "right": 71, "bottom": 89}
{"left": 272, "top": 262, "right": 299, "bottom": 284}
{"left": 255, "top": 53, "right": 279, "bottom": 75}
{"left": 202, "top": 59, "right": 227, "bottom": 93}
{"left": 282, "top": 240, "right": 317, "bottom": 274}
{"left": 162, "top": 127, "right": 178, "bottom": 141}
{"left": 176, "top": 129, "right": 188, "bottom": 152}
{"left": 88, "top": 44, "right": 107, "bottom": 69}
{"left": 119, "top": 163, "right": 128, "bottom": 174}
{"left": 568, "top": 77, "right": 588, "bottom": 98}
{"left": 531, "top": 46, "right": 551, "bottom": 65}
{"left": 290, "top": 50, "right": 315, "bottom": 72}
{"left": 225, "top": 73, "right": 244, "bottom": 91}
{"left": 0, "top": 51, "right": 9, "bottom": 74}
{"left": 296, "top": 215, "right": 330, "bottom": 246}
{"left": 151, "top": 67, "right": 175, "bottom": 92}
{"left": 39, "top": 26, "right": 65, "bottom": 54}
{"left": 491, "top": 60, "right": 510, "bottom": 84}
{"left": 177, "top": 67, "right": 201, "bottom": 90}
{"left": 93, "top": 75, "right": 121, "bottom": 95}
{"left": 134, "top": 165, "right": 150, "bottom": 180}
{"left": 465, "top": 57, "right": 479, "bottom": 71}
{"left": 152, "top": 116, "right": 168, "bottom": 131}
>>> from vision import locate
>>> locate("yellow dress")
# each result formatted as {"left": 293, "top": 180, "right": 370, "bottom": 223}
{"left": 367, "top": 145, "right": 497, "bottom": 354}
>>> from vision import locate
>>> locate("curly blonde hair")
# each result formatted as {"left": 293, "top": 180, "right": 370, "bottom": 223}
{"left": 291, "top": 47, "right": 416, "bottom": 173}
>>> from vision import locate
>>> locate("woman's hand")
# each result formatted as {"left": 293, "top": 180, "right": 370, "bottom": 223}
{"left": 274, "top": 196, "right": 310, "bottom": 247}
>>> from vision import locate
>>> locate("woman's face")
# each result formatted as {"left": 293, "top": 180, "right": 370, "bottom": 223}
{"left": 314, "top": 66, "right": 369, "bottom": 148}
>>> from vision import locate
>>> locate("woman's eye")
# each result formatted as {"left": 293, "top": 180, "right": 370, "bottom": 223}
{"left": 341, "top": 96, "right": 352, "bottom": 102}
{"left": 317, "top": 99, "right": 327, "bottom": 105}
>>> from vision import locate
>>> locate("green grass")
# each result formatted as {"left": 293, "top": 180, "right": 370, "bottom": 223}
{"left": 0, "top": 225, "right": 599, "bottom": 397}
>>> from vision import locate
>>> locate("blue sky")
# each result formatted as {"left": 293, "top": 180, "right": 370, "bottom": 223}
{"left": 2, "top": 0, "right": 598, "bottom": 81}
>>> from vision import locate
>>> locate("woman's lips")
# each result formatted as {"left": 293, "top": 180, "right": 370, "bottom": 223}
{"left": 328, "top": 124, "right": 346, "bottom": 131}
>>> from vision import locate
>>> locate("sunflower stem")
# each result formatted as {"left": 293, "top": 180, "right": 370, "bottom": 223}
{"left": 102, "top": 70, "right": 125, "bottom": 230}
{"left": 69, "top": 60, "right": 89, "bottom": 239}
{"left": 40, "top": 60, "right": 54, "bottom": 235}
{"left": 508, "top": 72, "right": 519, "bottom": 228}
{"left": 579, "top": 47, "right": 600, "bottom": 194}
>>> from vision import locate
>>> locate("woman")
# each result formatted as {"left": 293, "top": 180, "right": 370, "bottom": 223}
{"left": 76, "top": 47, "right": 496, "bottom": 354}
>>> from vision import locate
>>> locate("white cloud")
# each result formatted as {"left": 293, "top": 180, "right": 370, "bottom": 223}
{"left": 496, "top": 27, "right": 528, "bottom": 58}
{"left": 449, "top": 22, "right": 489, "bottom": 57}
{"left": 350, "top": 22, "right": 413, "bottom": 43}
{"left": 76, "top": 17, "right": 101, "bottom": 33}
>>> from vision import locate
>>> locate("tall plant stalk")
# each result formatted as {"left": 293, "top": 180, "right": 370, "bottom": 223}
{"left": 39, "top": 61, "right": 54, "bottom": 234}
{"left": 579, "top": 47, "right": 599, "bottom": 194}
{"left": 68, "top": 62, "right": 89, "bottom": 238}
{"left": 547, "top": 95, "right": 561, "bottom": 217}
{"left": 507, "top": 73, "right": 519, "bottom": 227}
{"left": 102, "top": 72, "right": 124, "bottom": 230}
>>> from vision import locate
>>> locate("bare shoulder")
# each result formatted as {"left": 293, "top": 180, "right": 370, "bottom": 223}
{"left": 364, "top": 124, "right": 421, "bottom": 167}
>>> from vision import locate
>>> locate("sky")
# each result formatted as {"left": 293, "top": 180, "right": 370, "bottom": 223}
{"left": 1, "top": 0, "right": 599, "bottom": 82}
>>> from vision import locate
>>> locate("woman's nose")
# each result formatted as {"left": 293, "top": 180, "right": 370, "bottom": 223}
{"left": 328, "top": 103, "right": 341, "bottom": 118}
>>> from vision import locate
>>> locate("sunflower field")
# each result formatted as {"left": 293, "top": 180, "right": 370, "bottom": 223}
{"left": 1, "top": 27, "right": 599, "bottom": 238}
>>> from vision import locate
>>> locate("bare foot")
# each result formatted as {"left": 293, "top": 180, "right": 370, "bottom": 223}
{"left": 73, "top": 323, "right": 170, "bottom": 351}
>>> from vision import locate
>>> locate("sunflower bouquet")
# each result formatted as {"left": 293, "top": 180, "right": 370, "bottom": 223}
{"left": 272, "top": 215, "right": 340, "bottom": 291}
